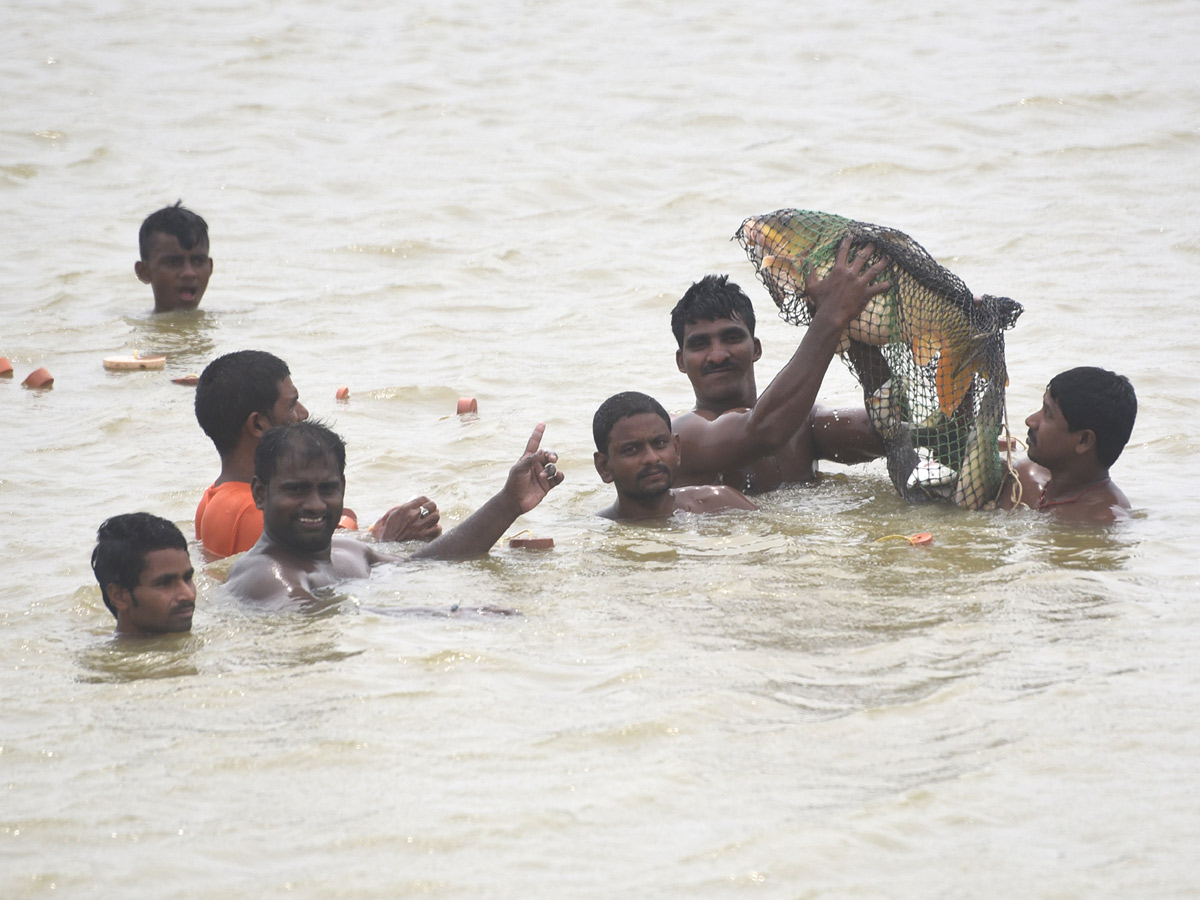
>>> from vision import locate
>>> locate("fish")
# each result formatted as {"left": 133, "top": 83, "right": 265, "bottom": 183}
{"left": 736, "top": 209, "right": 1022, "bottom": 418}
{"left": 951, "top": 379, "right": 1006, "bottom": 510}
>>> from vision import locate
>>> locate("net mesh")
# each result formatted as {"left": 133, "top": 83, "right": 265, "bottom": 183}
{"left": 735, "top": 209, "right": 1023, "bottom": 510}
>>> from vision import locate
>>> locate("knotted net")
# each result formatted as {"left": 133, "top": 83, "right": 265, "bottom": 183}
{"left": 735, "top": 209, "right": 1023, "bottom": 509}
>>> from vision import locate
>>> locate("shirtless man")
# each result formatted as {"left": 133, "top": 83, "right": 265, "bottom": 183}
{"left": 999, "top": 366, "right": 1137, "bottom": 523}
{"left": 593, "top": 391, "right": 757, "bottom": 521}
{"left": 670, "top": 235, "right": 891, "bottom": 495}
{"left": 224, "top": 420, "right": 564, "bottom": 607}
{"left": 90, "top": 513, "right": 196, "bottom": 636}
{"left": 194, "top": 350, "right": 440, "bottom": 559}
{"left": 135, "top": 201, "right": 213, "bottom": 313}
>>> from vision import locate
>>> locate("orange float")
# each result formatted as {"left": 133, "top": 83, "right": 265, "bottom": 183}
{"left": 0, "top": 357, "right": 13, "bottom": 376}
{"left": 172, "top": 374, "right": 200, "bottom": 386}
{"left": 456, "top": 397, "right": 478, "bottom": 415}
{"left": 338, "top": 507, "right": 359, "bottom": 530}
{"left": 335, "top": 386, "right": 350, "bottom": 400}
{"left": 22, "top": 367, "right": 54, "bottom": 389}
{"left": 509, "top": 536, "right": 554, "bottom": 550}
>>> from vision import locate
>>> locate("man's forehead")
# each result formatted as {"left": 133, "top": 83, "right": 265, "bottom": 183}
{"left": 612, "top": 412, "right": 672, "bottom": 440}
{"left": 147, "top": 231, "right": 208, "bottom": 254}
{"left": 274, "top": 450, "right": 341, "bottom": 480}
{"left": 684, "top": 314, "right": 749, "bottom": 334}
{"left": 140, "top": 547, "right": 191, "bottom": 578}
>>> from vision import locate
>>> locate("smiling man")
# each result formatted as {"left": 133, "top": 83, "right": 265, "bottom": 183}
{"left": 999, "top": 367, "right": 1137, "bottom": 523}
{"left": 135, "top": 201, "right": 214, "bottom": 313}
{"left": 225, "top": 420, "right": 564, "bottom": 607}
{"left": 90, "top": 513, "right": 196, "bottom": 636}
{"left": 670, "top": 236, "right": 892, "bottom": 495}
{"left": 194, "top": 350, "right": 441, "bottom": 559}
{"left": 593, "top": 391, "right": 756, "bottom": 521}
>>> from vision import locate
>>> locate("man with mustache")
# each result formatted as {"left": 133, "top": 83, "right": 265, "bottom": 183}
{"left": 998, "top": 367, "right": 1136, "bottom": 523}
{"left": 90, "top": 513, "right": 196, "bottom": 636}
{"left": 593, "top": 391, "right": 756, "bottom": 521}
{"left": 225, "top": 420, "right": 564, "bottom": 607}
{"left": 670, "top": 236, "right": 891, "bottom": 495}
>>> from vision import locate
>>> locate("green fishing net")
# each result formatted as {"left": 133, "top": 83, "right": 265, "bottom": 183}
{"left": 735, "top": 209, "right": 1023, "bottom": 510}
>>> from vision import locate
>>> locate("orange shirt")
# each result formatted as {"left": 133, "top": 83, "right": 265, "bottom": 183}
{"left": 195, "top": 481, "right": 262, "bottom": 559}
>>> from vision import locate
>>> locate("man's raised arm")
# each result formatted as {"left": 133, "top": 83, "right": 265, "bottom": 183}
{"left": 409, "top": 424, "right": 564, "bottom": 561}
{"left": 675, "top": 236, "right": 890, "bottom": 479}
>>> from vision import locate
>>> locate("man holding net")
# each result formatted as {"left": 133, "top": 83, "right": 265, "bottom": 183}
{"left": 668, "top": 236, "right": 890, "bottom": 495}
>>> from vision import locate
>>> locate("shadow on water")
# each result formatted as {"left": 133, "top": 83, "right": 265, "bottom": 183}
{"left": 121, "top": 308, "right": 218, "bottom": 370}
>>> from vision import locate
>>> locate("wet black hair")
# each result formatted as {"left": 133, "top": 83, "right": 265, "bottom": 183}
{"left": 195, "top": 351, "right": 292, "bottom": 456}
{"left": 254, "top": 420, "right": 347, "bottom": 485}
{"left": 669, "top": 274, "right": 757, "bottom": 348}
{"left": 1048, "top": 366, "right": 1138, "bottom": 468}
{"left": 91, "top": 513, "right": 188, "bottom": 619}
{"left": 138, "top": 200, "right": 209, "bottom": 259}
{"left": 593, "top": 391, "right": 672, "bottom": 453}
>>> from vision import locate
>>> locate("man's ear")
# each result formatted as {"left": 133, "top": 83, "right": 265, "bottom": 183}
{"left": 247, "top": 410, "right": 273, "bottom": 439}
{"left": 752, "top": 337, "right": 763, "bottom": 362}
{"left": 671, "top": 433, "right": 682, "bottom": 464}
{"left": 251, "top": 476, "right": 268, "bottom": 510}
{"left": 108, "top": 582, "right": 134, "bottom": 612}
{"left": 676, "top": 348, "right": 686, "bottom": 374}
{"left": 594, "top": 452, "right": 614, "bottom": 484}
{"left": 1074, "top": 429, "right": 1097, "bottom": 457}
{"left": 134, "top": 261, "right": 151, "bottom": 284}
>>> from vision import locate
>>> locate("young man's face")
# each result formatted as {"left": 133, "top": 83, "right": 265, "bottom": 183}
{"left": 595, "top": 412, "right": 680, "bottom": 501}
{"left": 675, "top": 316, "right": 762, "bottom": 406}
{"left": 254, "top": 452, "right": 345, "bottom": 556}
{"left": 135, "top": 232, "right": 213, "bottom": 312}
{"left": 1025, "top": 391, "right": 1080, "bottom": 469}
{"left": 110, "top": 547, "right": 196, "bottom": 635}
{"left": 268, "top": 377, "right": 309, "bottom": 427}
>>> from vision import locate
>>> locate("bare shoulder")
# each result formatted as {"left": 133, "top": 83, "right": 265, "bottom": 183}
{"left": 998, "top": 457, "right": 1047, "bottom": 510}
{"left": 1055, "top": 482, "right": 1131, "bottom": 524}
{"left": 673, "top": 484, "right": 758, "bottom": 514}
{"left": 225, "top": 548, "right": 307, "bottom": 606}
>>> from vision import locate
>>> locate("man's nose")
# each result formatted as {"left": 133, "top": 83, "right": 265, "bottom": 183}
{"left": 295, "top": 402, "right": 310, "bottom": 422}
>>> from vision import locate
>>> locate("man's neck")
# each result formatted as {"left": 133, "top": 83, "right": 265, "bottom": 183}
{"left": 214, "top": 441, "right": 258, "bottom": 486}
{"left": 1041, "top": 463, "right": 1111, "bottom": 503}
{"left": 694, "top": 383, "right": 757, "bottom": 418}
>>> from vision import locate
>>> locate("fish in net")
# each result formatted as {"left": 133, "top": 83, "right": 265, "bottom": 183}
{"left": 735, "top": 209, "right": 1023, "bottom": 510}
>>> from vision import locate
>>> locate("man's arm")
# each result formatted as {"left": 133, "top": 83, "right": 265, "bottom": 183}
{"left": 675, "top": 236, "right": 891, "bottom": 479}
{"left": 409, "top": 424, "right": 564, "bottom": 561}
{"left": 810, "top": 404, "right": 886, "bottom": 464}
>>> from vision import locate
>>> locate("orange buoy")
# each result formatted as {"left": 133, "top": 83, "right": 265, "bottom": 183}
{"left": 908, "top": 532, "right": 934, "bottom": 547}
{"left": 456, "top": 397, "right": 478, "bottom": 415}
{"left": 510, "top": 536, "right": 554, "bottom": 550}
{"left": 335, "top": 385, "right": 350, "bottom": 400}
{"left": 0, "top": 357, "right": 13, "bottom": 376}
{"left": 22, "top": 367, "right": 54, "bottom": 389}
{"left": 172, "top": 374, "right": 200, "bottom": 386}
{"left": 338, "top": 507, "right": 359, "bottom": 531}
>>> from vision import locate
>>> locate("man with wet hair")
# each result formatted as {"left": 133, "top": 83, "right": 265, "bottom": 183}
{"left": 593, "top": 391, "right": 756, "bottom": 521}
{"left": 135, "top": 201, "right": 214, "bottom": 312}
{"left": 90, "top": 513, "right": 196, "bottom": 636}
{"left": 1000, "top": 366, "right": 1137, "bottom": 522}
{"left": 224, "top": 420, "right": 564, "bottom": 607}
{"left": 669, "top": 236, "right": 892, "bottom": 495}
{"left": 194, "top": 350, "right": 441, "bottom": 558}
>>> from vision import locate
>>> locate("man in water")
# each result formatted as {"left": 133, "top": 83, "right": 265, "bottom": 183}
{"left": 593, "top": 391, "right": 756, "bottom": 521}
{"left": 224, "top": 420, "right": 563, "bottom": 606}
{"left": 135, "top": 201, "right": 214, "bottom": 312}
{"left": 670, "top": 235, "right": 891, "bottom": 495}
{"left": 90, "top": 513, "right": 196, "bottom": 636}
{"left": 194, "top": 350, "right": 441, "bottom": 558}
{"left": 999, "top": 366, "right": 1136, "bottom": 523}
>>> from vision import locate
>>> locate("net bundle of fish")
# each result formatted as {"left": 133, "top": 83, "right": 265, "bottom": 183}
{"left": 735, "top": 209, "right": 1023, "bottom": 510}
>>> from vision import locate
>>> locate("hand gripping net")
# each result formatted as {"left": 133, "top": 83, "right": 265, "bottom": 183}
{"left": 735, "top": 209, "right": 1023, "bottom": 510}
